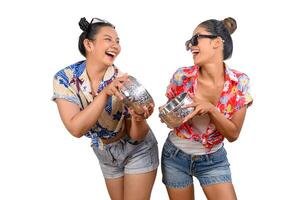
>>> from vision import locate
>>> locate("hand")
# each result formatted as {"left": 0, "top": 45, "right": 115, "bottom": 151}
{"left": 103, "top": 74, "right": 129, "bottom": 100}
{"left": 182, "top": 93, "right": 214, "bottom": 123}
{"left": 129, "top": 103, "right": 154, "bottom": 122}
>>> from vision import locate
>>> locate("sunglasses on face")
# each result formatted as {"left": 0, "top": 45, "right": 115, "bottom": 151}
{"left": 185, "top": 34, "right": 218, "bottom": 51}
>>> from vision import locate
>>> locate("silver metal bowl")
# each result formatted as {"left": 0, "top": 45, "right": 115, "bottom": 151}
{"left": 119, "top": 75, "right": 154, "bottom": 114}
{"left": 159, "top": 92, "right": 194, "bottom": 128}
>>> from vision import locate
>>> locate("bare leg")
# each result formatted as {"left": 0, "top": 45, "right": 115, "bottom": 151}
{"left": 124, "top": 170, "right": 157, "bottom": 200}
{"left": 105, "top": 176, "right": 124, "bottom": 200}
{"left": 202, "top": 183, "right": 237, "bottom": 200}
{"left": 166, "top": 184, "right": 194, "bottom": 200}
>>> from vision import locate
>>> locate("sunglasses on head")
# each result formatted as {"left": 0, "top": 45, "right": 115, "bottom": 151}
{"left": 87, "top": 18, "right": 115, "bottom": 31}
{"left": 90, "top": 18, "right": 111, "bottom": 25}
{"left": 185, "top": 34, "right": 218, "bottom": 51}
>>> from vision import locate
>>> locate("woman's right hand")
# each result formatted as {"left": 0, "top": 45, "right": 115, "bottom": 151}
{"left": 103, "top": 74, "right": 129, "bottom": 100}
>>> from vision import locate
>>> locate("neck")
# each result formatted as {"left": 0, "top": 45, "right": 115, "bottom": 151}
{"left": 86, "top": 58, "right": 109, "bottom": 82}
{"left": 198, "top": 61, "right": 224, "bottom": 85}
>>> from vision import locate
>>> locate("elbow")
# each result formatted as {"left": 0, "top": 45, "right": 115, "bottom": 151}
{"left": 226, "top": 132, "right": 240, "bottom": 143}
{"left": 68, "top": 128, "right": 84, "bottom": 138}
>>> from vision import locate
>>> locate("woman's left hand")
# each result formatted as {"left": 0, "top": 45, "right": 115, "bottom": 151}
{"left": 129, "top": 103, "right": 154, "bottom": 122}
{"left": 182, "top": 93, "right": 215, "bottom": 123}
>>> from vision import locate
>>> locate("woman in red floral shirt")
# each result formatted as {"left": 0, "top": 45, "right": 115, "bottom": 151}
{"left": 161, "top": 17, "right": 253, "bottom": 200}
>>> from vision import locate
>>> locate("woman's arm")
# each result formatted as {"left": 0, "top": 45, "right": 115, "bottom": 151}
{"left": 55, "top": 75, "right": 128, "bottom": 138}
{"left": 208, "top": 106, "right": 247, "bottom": 142}
{"left": 126, "top": 119, "right": 150, "bottom": 141}
{"left": 183, "top": 94, "right": 248, "bottom": 142}
{"left": 125, "top": 105, "right": 154, "bottom": 141}
{"left": 55, "top": 91, "right": 109, "bottom": 138}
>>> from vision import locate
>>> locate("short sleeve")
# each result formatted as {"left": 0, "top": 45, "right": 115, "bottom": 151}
{"left": 52, "top": 70, "right": 80, "bottom": 105}
{"left": 165, "top": 70, "right": 180, "bottom": 100}
{"left": 236, "top": 74, "right": 253, "bottom": 110}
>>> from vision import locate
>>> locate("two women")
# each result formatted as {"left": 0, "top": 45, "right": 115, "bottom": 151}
{"left": 53, "top": 17, "right": 252, "bottom": 200}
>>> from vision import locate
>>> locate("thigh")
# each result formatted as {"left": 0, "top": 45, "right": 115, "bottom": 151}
{"left": 202, "top": 183, "right": 237, "bottom": 200}
{"left": 194, "top": 147, "right": 232, "bottom": 186}
{"left": 166, "top": 185, "right": 195, "bottom": 200}
{"left": 125, "top": 140, "right": 159, "bottom": 175}
{"left": 124, "top": 170, "right": 157, "bottom": 200}
{"left": 105, "top": 176, "right": 124, "bottom": 200}
{"left": 161, "top": 140, "right": 193, "bottom": 189}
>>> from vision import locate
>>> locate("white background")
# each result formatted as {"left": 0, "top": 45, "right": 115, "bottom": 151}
{"left": 1, "top": 0, "right": 300, "bottom": 199}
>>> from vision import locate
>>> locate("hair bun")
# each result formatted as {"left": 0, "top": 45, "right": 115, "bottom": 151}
{"left": 79, "top": 17, "right": 90, "bottom": 32}
{"left": 223, "top": 17, "right": 237, "bottom": 34}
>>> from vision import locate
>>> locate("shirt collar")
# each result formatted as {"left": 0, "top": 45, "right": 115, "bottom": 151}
{"left": 75, "top": 61, "right": 117, "bottom": 102}
{"left": 224, "top": 64, "right": 238, "bottom": 82}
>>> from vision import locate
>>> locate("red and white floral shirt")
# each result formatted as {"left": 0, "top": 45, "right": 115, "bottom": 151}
{"left": 166, "top": 64, "right": 253, "bottom": 150}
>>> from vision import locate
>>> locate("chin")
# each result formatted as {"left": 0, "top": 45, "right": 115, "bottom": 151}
{"left": 104, "top": 60, "right": 114, "bottom": 67}
{"left": 193, "top": 59, "right": 202, "bottom": 66}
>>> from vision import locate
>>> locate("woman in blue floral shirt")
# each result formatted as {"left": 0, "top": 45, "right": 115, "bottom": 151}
{"left": 52, "top": 17, "right": 158, "bottom": 200}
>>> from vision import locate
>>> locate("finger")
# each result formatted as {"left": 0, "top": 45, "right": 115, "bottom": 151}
{"left": 141, "top": 106, "right": 147, "bottom": 119}
{"left": 182, "top": 103, "right": 196, "bottom": 109}
{"left": 113, "top": 90, "right": 124, "bottom": 100}
{"left": 199, "top": 109, "right": 208, "bottom": 115}
{"left": 149, "top": 103, "right": 154, "bottom": 109}
{"left": 128, "top": 108, "right": 134, "bottom": 115}
{"left": 118, "top": 74, "right": 129, "bottom": 82}
{"left": 159, "top": 104, "right": 165, "bottom": 112}
{"left": 116, "top": 82, "right": 124, "bottom": 90}
{"left": 160, "top": 118, "right": 165, "bottom": 123}
{"left": 182, "top": 109, "right": 199, "bottom": 123}
{"left": 148, "top": 105, "right": 154, "bottom": 115}
{"left": 148, "top": 105, "right": 154, "bottom": 112}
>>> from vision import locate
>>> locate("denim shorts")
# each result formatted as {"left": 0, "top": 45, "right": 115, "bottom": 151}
{"left": 161, "top": 138, "right": 232, "bottom": 188}
{"left": 92, "top": 130, "right": 159, "bottom": 179}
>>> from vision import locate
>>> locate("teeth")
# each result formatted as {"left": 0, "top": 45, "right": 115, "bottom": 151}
{"left": 106, "top": 51, "right": 116, "bottom": 56}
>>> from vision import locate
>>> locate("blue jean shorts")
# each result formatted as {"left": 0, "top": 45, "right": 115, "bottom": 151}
{"left": 92, "top": 130, "right": 159, "bottom": 179}
{"left": 161, "top": 138, "right": 232, "bottom": 188}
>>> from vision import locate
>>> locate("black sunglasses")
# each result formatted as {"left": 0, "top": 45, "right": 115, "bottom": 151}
{"left": 185, "top": 34, "right": 218, "bottom": 50}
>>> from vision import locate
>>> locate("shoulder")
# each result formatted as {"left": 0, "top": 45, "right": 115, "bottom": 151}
{"left": 54, "top": 60, "right": 86, "bottom": 80}
{"left": 170, "top": 65, "right": 198, "bottom": 84}
{"left": 53, "top": 61, "right": 86, "bottom": 86}
{"left": 232, "top": 69, "right": 249, "bottom": 79}
{"left": 226, "top": 66, "right": 250, "bottom": 84}
{"left": 172, "top": 65, "right": 198, "bottom": 77}
{"left": 229, "top": 68, "right": 251, "bottom": 93}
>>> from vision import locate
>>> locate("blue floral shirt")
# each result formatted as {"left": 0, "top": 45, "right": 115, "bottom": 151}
{"left": 52, "top": 60, "right": 130, "bottom": 148}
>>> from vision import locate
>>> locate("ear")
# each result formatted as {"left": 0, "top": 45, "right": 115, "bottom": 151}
{"left": 212, "top": 37, "right": 224, "bottom": 49}
{"left": 83, "top": 39, "right": 94, "bottom": 53}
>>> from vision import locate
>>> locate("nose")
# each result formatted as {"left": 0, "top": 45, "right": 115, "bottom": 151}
{"left": 111, "top": 41, "right": 120, "bottom": 50}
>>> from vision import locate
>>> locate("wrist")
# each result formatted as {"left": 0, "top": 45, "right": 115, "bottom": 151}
{"left": 208, "top": 105, "right": 218, "bottom": 114}
{"left": 131, "top": 117, "right": 146, "bottom": 123}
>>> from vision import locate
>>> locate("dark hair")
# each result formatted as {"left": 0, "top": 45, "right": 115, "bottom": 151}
{"left": 198, "top": 17, "right": 237, "bottom": 60}
{"left": 78, "top": 17, "right": 115, "bottom": 57}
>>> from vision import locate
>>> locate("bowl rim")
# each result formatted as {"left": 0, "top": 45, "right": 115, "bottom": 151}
{"left": 159, "top": 92, "right": 189, "bottom": 116}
